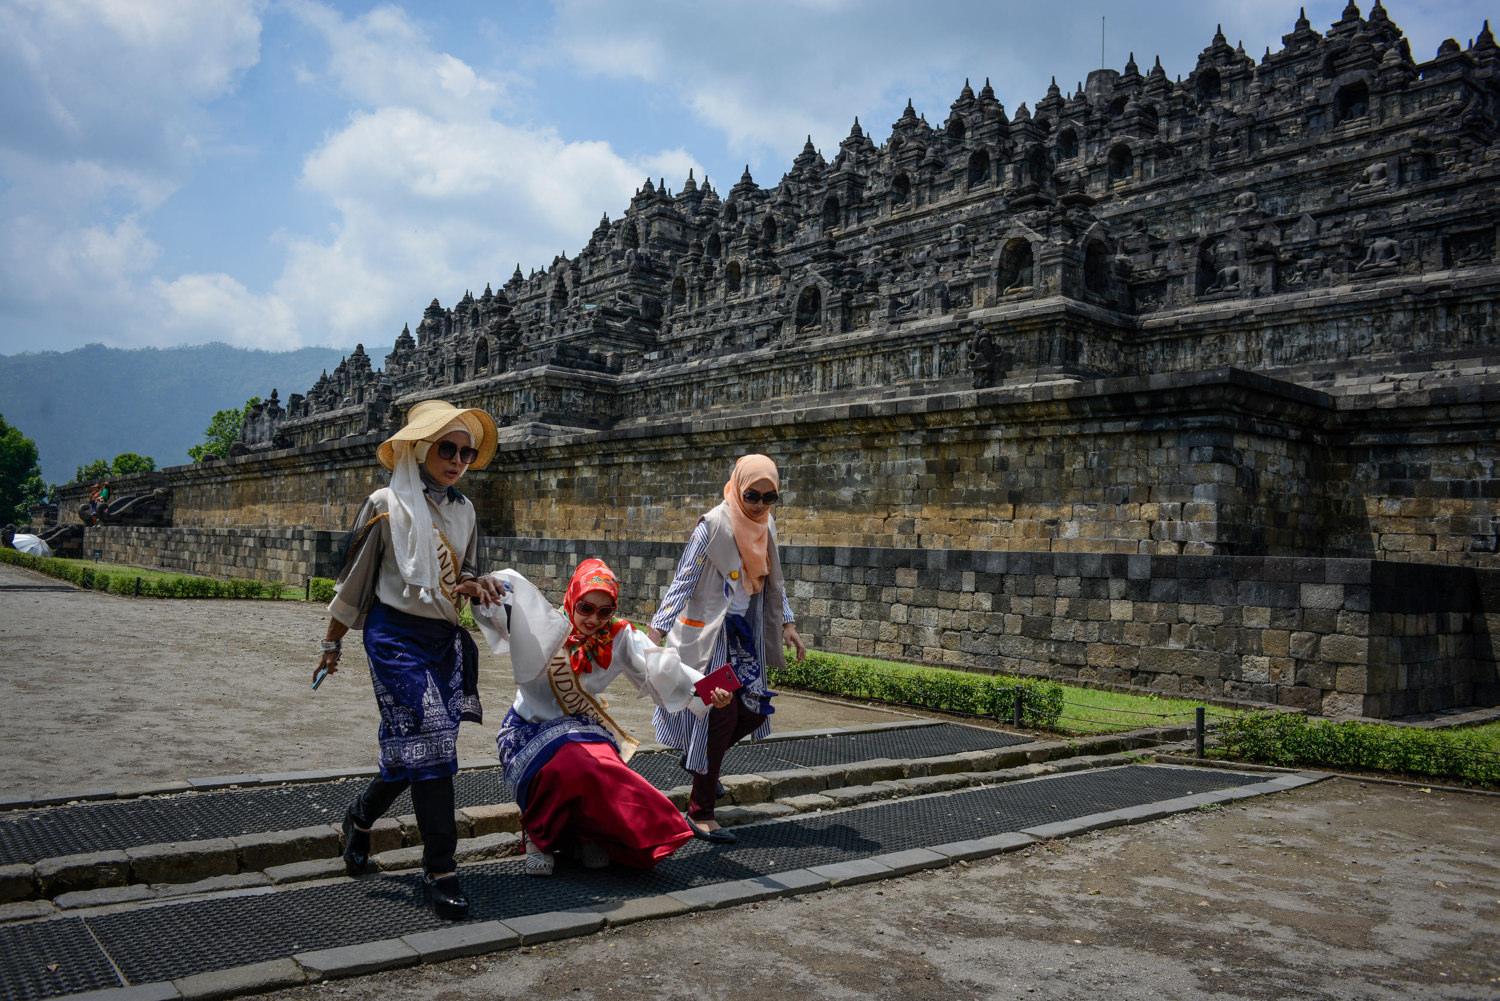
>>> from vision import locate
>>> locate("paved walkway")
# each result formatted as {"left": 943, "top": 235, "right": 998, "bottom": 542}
{"left": 0, "top": 563, "right": 907, "bottom": 801}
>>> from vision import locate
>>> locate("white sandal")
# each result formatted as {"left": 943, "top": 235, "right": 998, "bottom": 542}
{"left": 522, "top": 832, "right": 554, "bottom": 877}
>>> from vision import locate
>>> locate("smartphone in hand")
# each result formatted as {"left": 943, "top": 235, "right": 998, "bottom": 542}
{"left": 312, "top": 664, "right": 331, "bottom": 690}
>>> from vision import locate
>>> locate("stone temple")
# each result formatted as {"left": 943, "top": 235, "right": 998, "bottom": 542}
{"left": 58, "top": 3, "right": 1500, "bottom": 718}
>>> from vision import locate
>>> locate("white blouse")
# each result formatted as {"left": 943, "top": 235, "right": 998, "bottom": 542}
{"left": 473, "top": 568, "right": 711, "bottom": 725}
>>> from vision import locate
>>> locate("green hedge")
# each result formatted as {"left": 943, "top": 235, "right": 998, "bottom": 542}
{"left": 0, "top": 548, "right": 283, "bottom": 600}
{"left": 1216, "top": 711, "right": 1500, "bottom": 787}
{"left": 309, "top": 577, "right": 336, "bottom": 603}
{"left": 769, "top": 650, "right": 1063, "bottom": 726}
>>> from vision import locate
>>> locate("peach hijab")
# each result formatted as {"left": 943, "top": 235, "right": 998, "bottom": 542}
{"left": 722, "top": 454, "right": 779, "bottom": 595}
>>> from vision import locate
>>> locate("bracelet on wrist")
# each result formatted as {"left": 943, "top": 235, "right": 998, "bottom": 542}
{"left": 319, "top": 639, "right": 342, "bottom": 652}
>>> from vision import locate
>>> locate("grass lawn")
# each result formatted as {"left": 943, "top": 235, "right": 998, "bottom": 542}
{"left": 806, "top": 649, "right": 1227, "bottom": 736}
{"left": 1048, "top": 686, "right": 1237, "bottom": 734}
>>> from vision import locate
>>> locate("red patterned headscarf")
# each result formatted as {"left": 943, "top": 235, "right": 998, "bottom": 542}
{"left": 562, "top": 558, "right": 628, "bottom": 673}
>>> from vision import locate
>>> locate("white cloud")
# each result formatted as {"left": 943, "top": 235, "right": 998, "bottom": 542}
{"left": 287, "top": 1, "right": 501, "bottom": 120}
{"left": 0, "top": 0, "right": 703, "bottom": 353}
{"left": 0, "top": 0, "right": 261, "bottom": 155}
{"left": 245, "top": 3, "right": 701, "bottom": 348}
{"left": 0, "top": 0, "right": 262, "bottom": 348}
{"left": 152, "top": 271, "right": 302, "bottom": 350}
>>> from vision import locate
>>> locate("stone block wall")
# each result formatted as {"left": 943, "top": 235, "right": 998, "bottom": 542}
{"left": 63, "top": 521, "right": 1494, "bottom": 718}
{"left": 478, "top": 536, "right": 1498, "bottom": 718}
{"left": 113, "top": 368, "right": 1499, "bottom": 569}
{"left": 1364, "top": 561, "right": 1500, "bottom": 716}
{"left": 1321, "top": 381, "right": 1500, "bottom": 562}
{"left": 474, "top": 369, "right": 1335, "bottom": 559}
{"left": 116, "top": 436, "right": 386, "bottom": 532}
{"left": 85, "top": 526, "right": 341, "bottom": 584}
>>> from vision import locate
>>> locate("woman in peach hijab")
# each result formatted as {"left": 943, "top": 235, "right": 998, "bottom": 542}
{"left": 648, "top": 454, "right": 806, "bottom": 842}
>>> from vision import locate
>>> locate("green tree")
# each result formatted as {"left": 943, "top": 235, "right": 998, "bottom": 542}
{"left": 188, "top": 396, "right": 259, "bottom": 462}
{"left": 110, "top": 453, "right": 155, "bottom": 475}
{"left": 76, "top": 458, "right": 112, "bottom": 482}
{"left": 74, "top": 452, "right": 159, "bottom": 482}
{"left": 0, "top": 411, "right": 49, "bottom": 523}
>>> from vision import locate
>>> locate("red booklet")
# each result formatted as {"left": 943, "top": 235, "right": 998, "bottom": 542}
{"left": 694, "top": 664, "right": 742, "bottom": 704}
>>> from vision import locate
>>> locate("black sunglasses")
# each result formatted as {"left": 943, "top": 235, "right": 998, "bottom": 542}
{"left": 742, "top": 489, "right": 779, "bottom": 505}
{"left": 435, "top": 440, "right": 479, "bottom": 464}
{"left": 574, "top": 599, "right": 616, "bottom": 617}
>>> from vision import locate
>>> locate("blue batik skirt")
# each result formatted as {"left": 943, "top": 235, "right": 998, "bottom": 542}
{"left": 362, "top": 599, "right": 481, "bottom": 782}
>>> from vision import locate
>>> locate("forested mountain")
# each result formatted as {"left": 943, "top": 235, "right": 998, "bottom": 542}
{"left": 0, "top": 343, "right": 351, "bottom": 484}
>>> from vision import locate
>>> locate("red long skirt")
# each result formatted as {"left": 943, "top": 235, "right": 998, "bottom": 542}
{"left": 522, "top": 741, "right": 693, "bottom": 869}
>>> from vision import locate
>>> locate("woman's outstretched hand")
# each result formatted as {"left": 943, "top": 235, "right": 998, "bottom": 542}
{"left": 646, "top": 625, "right": 665, "bottom": 645}
{"left": 783, "top": 623, "right": 806, "bottom": 661}
{"left": 457, "top": 576, "right": 510, "bottom": 606}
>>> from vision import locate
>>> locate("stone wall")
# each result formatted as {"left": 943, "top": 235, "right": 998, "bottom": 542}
{"left": 106, "top": 366, "right": 1500, "bottom": 569}
{"left": 479, "top": 369, "right": 1334, "bottom": 557}
{"left": 61, "top": 518, "right": 1496, "bottom": 719}
{"left": 475, "top": 536, "right": 1498, "bottom": 719}
{"left": 460, "top": 368, "right": 1497, "bottom": 566}
{"left": 84, "top": 525, "right": 341, "bottom": 584}
{"left": 62, "top": 437, "right": 391, "bottom": 532}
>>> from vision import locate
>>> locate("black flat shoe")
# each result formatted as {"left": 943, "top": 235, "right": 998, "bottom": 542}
{"left": 341, "top": 809, "right": 375, "bottom": 876}
{"left": 685, "top": 815, "right": 736, "bottom": 844}
{"left": 422, "top": 873, "right": 470, "bottom": 921}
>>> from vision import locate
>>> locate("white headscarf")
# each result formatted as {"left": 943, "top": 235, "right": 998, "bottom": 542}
{"left": 386, "top": 418, "right": 470, "bottom": 603}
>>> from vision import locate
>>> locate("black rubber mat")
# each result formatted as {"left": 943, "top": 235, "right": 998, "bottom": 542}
{"left": 74, "top": 764, "right": 1254, "bottom": 988}
{"left": 0, "top": 918, "right": 121, "bottom": 1001}
{"left": 767, "top": 726, "right": 1014, "bottom": 768}
{"left": 0, "top": 724, "right": 1023, "bottom": 865}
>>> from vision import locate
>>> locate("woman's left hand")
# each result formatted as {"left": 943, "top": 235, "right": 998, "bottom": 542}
{"left": 456, "top": 576, "right": 510, "bottom": 607}
{"left": 782, "top": 623, "right": 806, "bottom": 661}
{"left": 709, "top": 687, "right": 734, "bottom": 709}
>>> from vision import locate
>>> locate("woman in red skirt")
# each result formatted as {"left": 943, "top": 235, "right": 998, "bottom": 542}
{"left": 477, "top": 559, "right": 733, "bottom": 876}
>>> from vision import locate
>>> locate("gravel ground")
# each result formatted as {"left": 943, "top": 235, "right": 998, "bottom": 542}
{"left": 244, "top": 778, "right": 1500, "bottom": 1001}
{"left": 0, "top": 563, "right": 903, "bottom": 799}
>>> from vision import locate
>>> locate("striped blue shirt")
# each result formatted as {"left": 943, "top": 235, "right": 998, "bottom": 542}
{"left": 650, "top": 518, "right": 794, "bottom": 771}
{"left": 649, "top": 520, "right": 795, "bottom": 633}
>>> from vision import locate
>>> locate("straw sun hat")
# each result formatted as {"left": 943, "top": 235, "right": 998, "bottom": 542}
{"left": 377, "top": 399, "right": 498, "bottom": 472}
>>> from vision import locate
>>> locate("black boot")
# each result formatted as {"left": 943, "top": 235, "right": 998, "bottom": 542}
{"left": 341, "top": 808, "right": 375, "bottom": 876}
{"left": 422, "top": 873, "right": 470, "bottom": 921}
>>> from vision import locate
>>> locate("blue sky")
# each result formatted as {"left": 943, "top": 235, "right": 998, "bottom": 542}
{"left": 0, "top": 0, "right": 1490, "bottom": 356}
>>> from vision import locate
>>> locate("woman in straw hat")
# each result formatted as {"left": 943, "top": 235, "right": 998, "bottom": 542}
{"left": 647, "top": 454, "right": 806, "bottom": 843}
{"left": 315, "top": 399, "right": 505, "bottom": 920}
